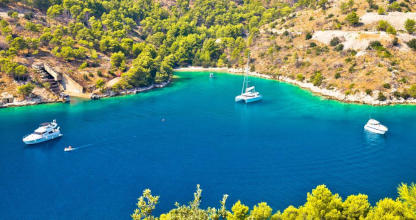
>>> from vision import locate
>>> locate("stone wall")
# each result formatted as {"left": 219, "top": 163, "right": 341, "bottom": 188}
{"left": 61, "top": 73, "right": 84, "bottom": 94}
{"left": 44, "top": 64, "right": 62, "bottom": 81}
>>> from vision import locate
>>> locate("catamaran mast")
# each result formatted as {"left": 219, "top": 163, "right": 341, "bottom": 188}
{"left": 241, "top": 53, "right": 250, "bottom": 94}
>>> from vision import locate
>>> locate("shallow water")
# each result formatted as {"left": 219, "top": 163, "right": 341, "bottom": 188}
{"left": 1, "top": 71, "right": 416, "bottom": 219}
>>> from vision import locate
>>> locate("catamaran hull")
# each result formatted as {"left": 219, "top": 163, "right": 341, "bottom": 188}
{"left": 364, "top": 125, "right": 387, "bottom": 134}
{"left": 244, "top": 96, "right": 262, "bottom": 103}
{"left": 23, "top": 134, "right": 63, "bottom": 145}
{"left": 235, "top": 95, "right": 263, "bottom": 103}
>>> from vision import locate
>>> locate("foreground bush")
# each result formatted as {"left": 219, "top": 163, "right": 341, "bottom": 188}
{"left": 132, "top": 183, "right": 416, "bottom": 220}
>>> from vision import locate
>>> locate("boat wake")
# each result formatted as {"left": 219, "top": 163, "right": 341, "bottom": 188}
{"left": 74, "top": 143, "right": 93, "bottom": 149}
{"left": 65, "top": 144, "right": 93, "bottom": 152}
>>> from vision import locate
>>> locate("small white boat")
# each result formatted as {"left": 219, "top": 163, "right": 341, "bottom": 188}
{"left": 235, "top": 54, "right": 262, "bottom": 103}
{"left": 364, "top": 119, "right": 388, "bottom": 134}
{"left": 209, "top": 73, "right": 215, "bottom": 78}
{"left": 64, "top": 146, "right": 75, "bottom": 152}
{"left": 23, "top": 120, "right": 63, "bottom": 145}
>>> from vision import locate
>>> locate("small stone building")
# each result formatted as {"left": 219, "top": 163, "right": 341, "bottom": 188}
{"left": 1, "top": 92, "right": 14, "bottom": 104}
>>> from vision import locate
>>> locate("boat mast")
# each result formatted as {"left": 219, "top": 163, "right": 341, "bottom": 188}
{"left": 241, "top": 53, "right": 250, "bottom": 94}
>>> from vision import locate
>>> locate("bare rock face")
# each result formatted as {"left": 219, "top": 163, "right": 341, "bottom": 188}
{"left": 361, "top": 12, "right": 416, "bottom": 31}
{"left": 312, "top": 31, "right": 393, "bottom": 51}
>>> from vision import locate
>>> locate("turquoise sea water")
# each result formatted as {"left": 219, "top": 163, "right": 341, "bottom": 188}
{"left": 1, "top": 71, "right": 416, "bottom": 219}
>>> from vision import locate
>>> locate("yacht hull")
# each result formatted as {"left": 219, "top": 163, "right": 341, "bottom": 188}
{"left": 364, "top": 125, "right": 387, "bottom": 135}
{"left": 23, "top": 133, "right": 63, "bottom": 145}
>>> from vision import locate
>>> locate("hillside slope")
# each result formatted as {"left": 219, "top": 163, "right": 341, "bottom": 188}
{"left": 250, "top": 0, "right": 416, "bottom": 104}
{"left": 1, "top": 0, "right": 416, "bottom": 106}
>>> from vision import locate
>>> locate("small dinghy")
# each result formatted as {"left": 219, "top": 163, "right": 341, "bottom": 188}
{"left": 209, "top": 73, "right": 215, "bottom": 78}
{"left": 64, "top": 146, "right": 75, "bottom": 152}
{"left": 364, "top": 119, "right": 388, "bottom": 134}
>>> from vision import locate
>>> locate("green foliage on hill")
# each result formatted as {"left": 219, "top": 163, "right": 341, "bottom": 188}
{"left": 0, "top": 58, "right": 28, "bottom": 80}
{"left": 132, "top": 183, "right": 416, "bottom": 220}
{"left": 405, "top": 19, "right": 416, "bottom": 34}
{"left": 378, "top": 20, "right": 396, "bottom": 35}
{"left": 406, "top": 39, "right": 416, "bottom": 51}
{"left": 1, "top": 0, "right": 295, "bottom": 90}
{"left": 345, "top": 12, "right": 360, "bottom": 26}
{"left": 17, "top": 82, "right": 34, "bottom": 97}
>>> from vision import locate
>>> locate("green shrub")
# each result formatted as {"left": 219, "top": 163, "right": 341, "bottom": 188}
{"left": 377, "top": 7, "right": 385, "bottom": 15}
{"left": 405, "top": 19, "right": 415, "bottom": 33}
{"left": 409, "top": 85, "right": 416, "bottom": 98}
{"left": 377, "top": 20, "right": 386, "bottom": 30}
{"left": 335, "top": 72, "right": 341, "bottom": 79}
{"left": 365, "top": 89, "right": 372, "bottom": 95}
{"left": 383, "top": 83, "right": 391, "bottom": 89}
{"left": 393, "top": 91, "right": 401, "bottom": 98}
{"left": 283, "top": 30, "right": 289, "bottom": 36}
{"left": 25, "top": 22, "right": 40, "bottom": 32}
{"left": 392, "top": 37, "right": 399, "bottom": 46}
{"left": 378, "top": 20, "right": 396, "bottom": 34}
{"left": 388, "top": 2, "right": 401, "bottom": 12}
{"left": 80, "top": 62, "right": 88, "bottom": 69}
{"left": 296, "top": 74, "right": 305, "bottom": 81}
{"left": 407, "top": 39, "right": 416, "bottom": 50}
{"left": 330, "top": 37, "right": 341, "bottom": 46}
{"left": 378, "top": 92, "right": 387, "bottom": 101}
{"left": 7, "top": 11, "right": 18, "bottom": 18}
{"left": 346, "top": 12, "right": 360, "bottom": 26}
{"left": 368, "top": 41, "right": 384, "bottom": 50}
{"left": 311, "top": 71, "right": 324, "bottom": 86}
{"left": 309, "top": 42, "right": 317, "bottom": 47}
{"left": 305, "top": 32, "right": 312, "bottom": 40}
{"left": 111, "top": 51, "right": 126, "bottom": 70}
{"left": 42, "top": 82, "right": 50, "bottom": 89}
{"left": 386, "top": 25, "right": 396, "bottom": 35}
{"left": 24, "top": 12, "right": 34, "bottom": 20}
{"left": 17, "top": 83, "right": 35, "bottom": 97}
{"left": 366, "top": 0, "right": 378, "bottom": 9}
{"left": 335, "top": 44, "right": 344, "bottom": 51}
{"left": 95, "top": 79, "right": 105, "bottom": 90}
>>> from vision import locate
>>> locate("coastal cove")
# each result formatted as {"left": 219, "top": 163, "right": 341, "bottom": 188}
{"left": 1, "top": 71, "right": 416, "bottom": 219}
{"left": 176, "top": 67, "right": 416, "bottom": 106}
{"left": 3, "top": 65, "right": 416, "bottom": 109}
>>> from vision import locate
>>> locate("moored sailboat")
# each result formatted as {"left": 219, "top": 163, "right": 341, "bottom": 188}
{"left": 235, "top": 54, "right": 262, "bottom": 103}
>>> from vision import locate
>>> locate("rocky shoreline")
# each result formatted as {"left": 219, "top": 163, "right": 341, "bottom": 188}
{"left": 94, "top": 80, "right": 171, "bottom": 99}
{"left": 175, "top": 66, "right": 416, "bottom": 106}
{"left": 3, "top": 65, "right": 416, "bottom": 108}
{"left": 0, "top": 80, "right": 171, "bottom": 108}
{"left": 0, "top": 98, "right": 59, "bottom": 108}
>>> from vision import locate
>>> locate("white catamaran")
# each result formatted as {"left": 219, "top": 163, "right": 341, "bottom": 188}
{"left": 235, "top": 54, "right": 262, "bottom": 103}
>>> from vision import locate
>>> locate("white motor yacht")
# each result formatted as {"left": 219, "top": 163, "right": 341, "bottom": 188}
{"left": 364, "top": 119, "right": 388, "bottom": 134}
{"left": 23, "top": 120, "right": 63, "bottom": 144}
{"left": 235, "top": 54, "right": 262, "bottom": 103}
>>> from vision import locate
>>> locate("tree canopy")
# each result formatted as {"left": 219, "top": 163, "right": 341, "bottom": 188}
{"left": 131, "top": 183, "right": 416, "bottom": 220}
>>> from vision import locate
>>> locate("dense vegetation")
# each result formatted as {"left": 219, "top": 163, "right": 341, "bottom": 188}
{"left": 0, "top": 0, "right": 293, "bottom": 91}
{"left": 132, "top": 183, "right": 416, "bottom": 220}
{"left": 2, "top": 0, "right": 416, "bottom": 103}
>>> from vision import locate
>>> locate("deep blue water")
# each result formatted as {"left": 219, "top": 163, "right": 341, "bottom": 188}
{"left": 1, "top": 71, "right": 416, "bottom": 219}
